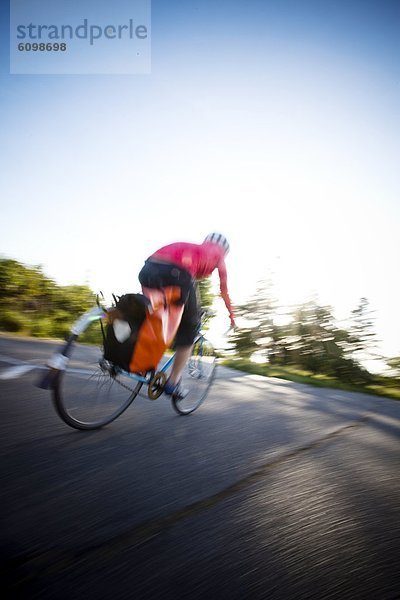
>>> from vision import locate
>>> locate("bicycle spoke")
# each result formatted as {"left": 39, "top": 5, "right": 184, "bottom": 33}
{"left": 52, "top": 317, "right": 143, "bottom": 429}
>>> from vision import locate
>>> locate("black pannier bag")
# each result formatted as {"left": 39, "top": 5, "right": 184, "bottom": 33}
{"left": 103, "top": 293, "right": 151, "bottom": 371}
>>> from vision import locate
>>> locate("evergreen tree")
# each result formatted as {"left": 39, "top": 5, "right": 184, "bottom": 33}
{"left": 346, "top": 297, "right": 378, "bottom": 363}
{"left": 229, "top": 279, "right": 278, "bottom": 361}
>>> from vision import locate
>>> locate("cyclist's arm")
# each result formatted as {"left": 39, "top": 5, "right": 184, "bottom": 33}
{"left": 217, "top": 260, "right": 235, "bottom": 326}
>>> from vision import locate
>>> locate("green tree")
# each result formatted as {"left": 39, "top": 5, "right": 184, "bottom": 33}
{"left": 228, "top": 281, "right": 373, "bottom": 385}
{"left": 54, "top": 284, "right": 97, "bottom": 314}
{"left": 348, "top": 298, "right": 377, "bottom": 353}
{"left": 0, "top": 257, "right": 96, "bottom": 338}
{"left": 285, "top": 299, "right": 373, "bottom": 383}
{"left": 286, "top": 300, "right": 338, "bottom": 372}
{"left": 229, "top": 327, "right": 259, "bottom": 359}
{"left": 386, "top": 356, "right": 400, "bottom": 377}
{"left": 229, "top": 279, "right": 278, "bottom": 360}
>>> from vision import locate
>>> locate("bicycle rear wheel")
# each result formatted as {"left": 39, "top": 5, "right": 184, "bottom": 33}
{"left": 53, "top": 319, "right": 142, "bottom": 430}
{"left": 171, "top": 336, "right": 217, "bottom": 415}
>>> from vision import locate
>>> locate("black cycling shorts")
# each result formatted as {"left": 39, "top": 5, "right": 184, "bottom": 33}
{"left": 138, "top": 260, "right": 200, "bottom": 347}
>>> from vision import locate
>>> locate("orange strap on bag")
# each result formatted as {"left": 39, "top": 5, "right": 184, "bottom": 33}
{"left": 129, "top": 286, "right": 184, "bottom": 374}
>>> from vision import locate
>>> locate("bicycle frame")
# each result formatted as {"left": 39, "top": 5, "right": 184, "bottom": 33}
{"left": 39, "top": 304, "right": 205, "bottom": 391}
{"left": 113, "top": 331, "right": 205, "bottom": 385}
{"left": 37, "top": 299, "right": 217, "bottom": 428}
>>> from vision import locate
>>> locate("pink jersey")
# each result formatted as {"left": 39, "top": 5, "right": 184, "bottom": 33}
{"left": 150, "top": 242, "right": 234, "bottom": 318}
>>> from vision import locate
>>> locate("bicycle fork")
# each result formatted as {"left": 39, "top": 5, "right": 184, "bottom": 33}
{"left": 36, "top": 306, "right": 105, "bottom": 390}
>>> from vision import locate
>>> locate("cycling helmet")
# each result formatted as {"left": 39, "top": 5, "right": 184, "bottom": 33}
{"left": 203, "top": 232, "right": 230, "bottom": 254}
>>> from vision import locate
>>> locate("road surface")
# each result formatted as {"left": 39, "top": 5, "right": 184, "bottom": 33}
{"left": 0, "top": 335, "right": 399, "bottom": 599}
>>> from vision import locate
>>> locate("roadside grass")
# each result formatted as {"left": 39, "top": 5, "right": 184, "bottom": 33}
{"left": 222, "top": 358, "right": 400, "bottom": 401}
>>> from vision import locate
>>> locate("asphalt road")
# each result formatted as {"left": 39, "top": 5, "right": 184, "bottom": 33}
{"left": 0, "top": 335, "right": 399, "bottom": 600}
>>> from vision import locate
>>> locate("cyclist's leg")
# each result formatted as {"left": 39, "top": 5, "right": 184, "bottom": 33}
{"left": 138, "top": 260, "right": 194, "bottom": 390}
{"left": 167, "top": 282, "right": 200, "bottom": 388}
{"left": 167, "top": 346, "right": 193, "bottom": 388}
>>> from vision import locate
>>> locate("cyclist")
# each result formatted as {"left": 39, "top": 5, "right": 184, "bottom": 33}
{"left": 138, "top": 233, "right": 235, "bottom": 397}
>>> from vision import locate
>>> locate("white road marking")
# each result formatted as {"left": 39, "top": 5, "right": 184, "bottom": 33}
{"left": 0, "top": 363, "right": 99, "bottom": 380}
{"left": 0, "top": 353, "right": 152, "bottom": 382}
{"left": 0, "top": 365, "right": 37, "bottom": 380}
{"left": 0, "top": 354, "right": 47, "bottom": 380}
{"left": 0, "top": 354, "right": 27, "bottom": 366}
{"left": 0, "top": 353, "right": 112, "bottom": 381}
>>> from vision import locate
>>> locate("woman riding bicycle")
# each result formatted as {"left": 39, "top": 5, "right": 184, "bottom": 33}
{"left": 138, "top": 233, "right": 235, "bottom": 397}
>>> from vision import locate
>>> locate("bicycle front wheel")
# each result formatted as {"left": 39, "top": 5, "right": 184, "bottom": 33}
{"left": 52, "top": 319, "right": 142, "bottom": 430}
{"left": 171, "top": 336, "right": 217, "bottom": 415}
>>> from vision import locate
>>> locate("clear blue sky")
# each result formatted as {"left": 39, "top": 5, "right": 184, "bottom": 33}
{"left": 1, "top": 0, "right": 399, "bottom": 364}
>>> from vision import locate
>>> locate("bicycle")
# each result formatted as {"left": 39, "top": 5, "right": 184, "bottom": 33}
{"left": 38, "top": 296, "right": 217, "bottom": 430}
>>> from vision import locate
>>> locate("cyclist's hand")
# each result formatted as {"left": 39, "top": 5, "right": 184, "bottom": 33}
{"left": 225, "top": 316, "right": 238, "bottom": 335}
{"left": 225, "top": 325, "right": 238, "bottom": 336}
